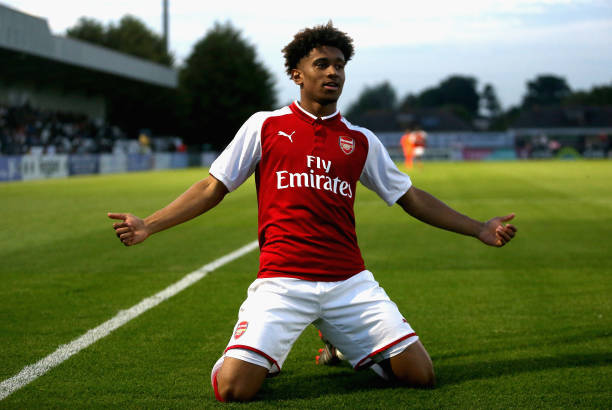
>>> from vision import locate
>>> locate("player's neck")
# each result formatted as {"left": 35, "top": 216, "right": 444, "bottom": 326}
{"left": 297, "top": 98, "right": 338, "bottom": 118}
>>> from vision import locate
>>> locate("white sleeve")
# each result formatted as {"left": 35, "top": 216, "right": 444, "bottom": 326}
{"left": 359, "top": 130, "right": 412, "bottom": 206}
{"left": 209, "top": 112, "right": 264, "bottom": 192}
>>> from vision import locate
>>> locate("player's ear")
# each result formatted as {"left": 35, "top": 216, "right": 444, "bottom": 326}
{"left": 291, "top": 69, "right": 303, "bottom": 86}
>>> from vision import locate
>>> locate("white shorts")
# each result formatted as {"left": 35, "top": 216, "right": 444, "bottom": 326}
{"left": 223, "top": 270, "right": 418, "bottom": 374}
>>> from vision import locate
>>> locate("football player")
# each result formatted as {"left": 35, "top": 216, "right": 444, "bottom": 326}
{"left": 109, "top": 22, "right": 516, "bottom": 402}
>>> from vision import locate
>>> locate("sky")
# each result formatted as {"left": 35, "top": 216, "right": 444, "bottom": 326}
{"left": 3, "top": 0, "right": 612, "bottom": 112}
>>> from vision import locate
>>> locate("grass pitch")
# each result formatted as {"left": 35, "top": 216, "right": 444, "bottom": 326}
{"left": 1, "top": 161, "right": 611, "bottom": 408}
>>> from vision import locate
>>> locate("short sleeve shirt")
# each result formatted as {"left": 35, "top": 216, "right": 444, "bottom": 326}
{"left": 210, "top": 102, "right": 411, "bottom": 281}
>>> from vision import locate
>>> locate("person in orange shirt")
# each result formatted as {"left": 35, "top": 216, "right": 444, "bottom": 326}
{"left": 400, "top": 129, "right": 426, "bottom": 169}
{"left": 400, "top": 129, "right": 415, "bottom": 169}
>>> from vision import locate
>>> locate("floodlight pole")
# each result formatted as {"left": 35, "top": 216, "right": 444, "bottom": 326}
{"left": 162, "top": 0, "right": 169, "bottom": 52}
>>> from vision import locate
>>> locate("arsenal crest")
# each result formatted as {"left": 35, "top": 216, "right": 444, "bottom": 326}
{"left": 234, "top": 321, "right": 248, "bottom": 339}
{"left": 339, "top": 136, "right": 355, "bottom": 155}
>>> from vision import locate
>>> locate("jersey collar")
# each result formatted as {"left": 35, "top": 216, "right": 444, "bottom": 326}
{"left": 291, "top": 101, "right": 340, "bottom": 124}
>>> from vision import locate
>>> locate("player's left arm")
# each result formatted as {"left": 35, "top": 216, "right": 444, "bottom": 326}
{"left": 396, "top": 186, "right": 517, "bottom": 247}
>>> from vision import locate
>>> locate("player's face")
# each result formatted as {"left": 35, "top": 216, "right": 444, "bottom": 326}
{"left": 292, "top": 46, "right": 346, "bottom": 108}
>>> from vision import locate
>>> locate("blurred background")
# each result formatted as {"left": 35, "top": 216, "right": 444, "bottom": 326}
{"left": 1, "top": 0, "right": 611, "bottom": 181}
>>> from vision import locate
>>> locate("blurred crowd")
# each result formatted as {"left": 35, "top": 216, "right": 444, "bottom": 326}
{"left": 0, "top": 103, "right": 125, "bottom": 155}
{"left": 515, "top": 132, "right": 610, "bottom": 159}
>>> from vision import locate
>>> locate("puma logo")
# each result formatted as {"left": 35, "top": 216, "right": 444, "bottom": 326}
{"left": 278, "top": 130, "right": 295, "bottom": 142}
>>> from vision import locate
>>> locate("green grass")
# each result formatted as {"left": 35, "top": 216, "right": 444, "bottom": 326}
{"left": 1, "top": 161, "right": 611, "bottom": 408}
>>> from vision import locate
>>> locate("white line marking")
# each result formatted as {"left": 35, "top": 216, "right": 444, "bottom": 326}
{"left": 0, "top": 240, "right": 259, "bottom": 401}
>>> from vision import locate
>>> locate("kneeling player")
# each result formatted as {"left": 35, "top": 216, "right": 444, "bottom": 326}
{"left": 110, "top": 22, "right": 516, "bottom": 402}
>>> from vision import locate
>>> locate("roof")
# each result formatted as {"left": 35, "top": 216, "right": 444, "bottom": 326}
{"left": 0, "top": 4, "right": 177, "bottom": 88}
{"left": 345, "top": 107, "right": 473, "bottom": 133}
{"left": 512, "top": 105, "right": 612, "bottom": 128}
{"left": 397, "top": 107, "right": 472, "bottom": 131}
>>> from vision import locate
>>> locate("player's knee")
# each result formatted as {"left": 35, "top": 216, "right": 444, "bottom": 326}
{"left": 214, "top": 357, "right": 268, "bottom": 402}
{"left": 216, "top": 376, "right": 259, "bottom": 402}
{"left": 388, "top": 341, "right": 436, "bottom": 389}
{"left": 395, "top": 362, "right": 436, "bottom": 389}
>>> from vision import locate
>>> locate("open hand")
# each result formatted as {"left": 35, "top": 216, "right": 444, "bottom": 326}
{"left": 108, "top": 213, "right": 149, "bottom": 246}
{"left": 478, "top": 213, "right": 517, "bottom": 247}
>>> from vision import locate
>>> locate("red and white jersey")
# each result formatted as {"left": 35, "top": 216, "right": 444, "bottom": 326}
{"left": 413, "top": 131, "right": 427, "bottom": 148}
{"left": 210, "top": 102, "right": 411, "bottom": 281}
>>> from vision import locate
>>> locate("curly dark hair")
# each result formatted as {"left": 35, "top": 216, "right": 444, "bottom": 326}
{"left": 282, "top": 22, "right": 354, "bottom": 77}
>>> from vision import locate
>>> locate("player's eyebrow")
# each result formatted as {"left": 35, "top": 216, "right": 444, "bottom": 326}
{"left": 313, "top": 57, "right": 345, "bottom": 65}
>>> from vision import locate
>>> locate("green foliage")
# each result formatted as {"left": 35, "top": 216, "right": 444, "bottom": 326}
{"left": 346, "top": 77, "right": 481, "bottom": 127}
{"left": 346, "top": 81, "right": 397, "bottom": 120}
{"left": 522, "top": 74, "right": 571, "bottom": 108}
{"left": 1, "top": 161, "right": 611, "bottom": 408}
{"left": 481, "top": 83, "right": 502, "bottom": 118}
{"left": 556, "top": 146, "right": 581, "bottom": 159}
{"left": 107, "top": 16, "right": 173, "bottom": 66}
{"left": 66, "top": 15, "right": 173, "bottom": 67}
{"left": 396, "top": 76, "right": 481, "bottom": 126}
{"left": 66, "top": 17, "right": 106, "bottom": 45}
{"left": 179, "top": 22, "right": 276, "bottom": 149}
{"left": 564, "top": 82, "right": 612, "bottom": 106}
{"left": 399, "top": 93, "right": 419, "bottom": 111}
{"left": 419, "top": 75, "right": 480, "bottom": 118}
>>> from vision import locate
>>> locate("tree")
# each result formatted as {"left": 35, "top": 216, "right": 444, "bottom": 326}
{"left": 345, "top": 81, "right": 397, "bottom": 120}
{"left": 565, "top": 82, "right": 612, "bottom": 106}
{"left": 66, "top": 15, "right": 173, "bottom": 67}
{"left": 417, "top": 86, "right": 443, "bottom": 108}
{"left": 402, "top": 75, "right": 480, "bottom": 117}
{"left": 481, "top": 83, "right": 502, "bottom": 118}
{"left": 435, "top": 75, "right": 480, "bottom": 118}
{"left": 522, "top": 74, "right": 571, "bottom": 107}
{"left": 106, "top": 16, "right": 173, "bottom": 66}
{"left": 66, "top": 17, "right": 106, "bottom": 45}
{"left": 399, "top": 75, "right": 480, "bottom": 122}
{"left": 399, "top": 93, "right": 418, "bottom": 111}
{"left": 179, "top": 22, "right": 276, "bottom": 149}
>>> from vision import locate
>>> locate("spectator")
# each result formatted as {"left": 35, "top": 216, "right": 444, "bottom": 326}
{"left": 0, "top": 103, "right": 126, "bottom": 155}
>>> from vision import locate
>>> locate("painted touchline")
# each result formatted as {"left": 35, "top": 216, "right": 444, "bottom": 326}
{"left": 0, "top": 240, "right": 259, "bottom": 401}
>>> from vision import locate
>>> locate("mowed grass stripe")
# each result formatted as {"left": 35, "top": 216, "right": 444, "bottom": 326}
{"left": 0, "top": 240, "right": 258, "bottom": 400}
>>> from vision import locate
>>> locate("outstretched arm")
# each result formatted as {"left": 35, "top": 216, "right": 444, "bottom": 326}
{"left": 396, "top": 186, "right": 516, "bottom": 247}
{"left": 108, "top": 174, "right": 229, "bottom": 246}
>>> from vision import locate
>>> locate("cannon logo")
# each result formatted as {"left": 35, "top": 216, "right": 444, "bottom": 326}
{"left": 234, "top": 321, "right": 248, "bottom": 339}
{"left": 339, "top": 136, "right": 354, "bottom": 155}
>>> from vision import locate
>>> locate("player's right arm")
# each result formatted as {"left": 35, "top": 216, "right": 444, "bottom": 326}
{"left": 108, "top": 174, "right": 228, "bottom": 246}
{"left": 109, "top": 109, "right": 268, "bottom": 247}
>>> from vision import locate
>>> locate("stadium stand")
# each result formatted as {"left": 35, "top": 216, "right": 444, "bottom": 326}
{"left": 0, "top": 4, "right": 189, "bottom": 181}
{"left": 0, "top": 103, "right": 124, "bottom": 155}
{"left": 0, "top": 3, "right": 176, "bottom": 120}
